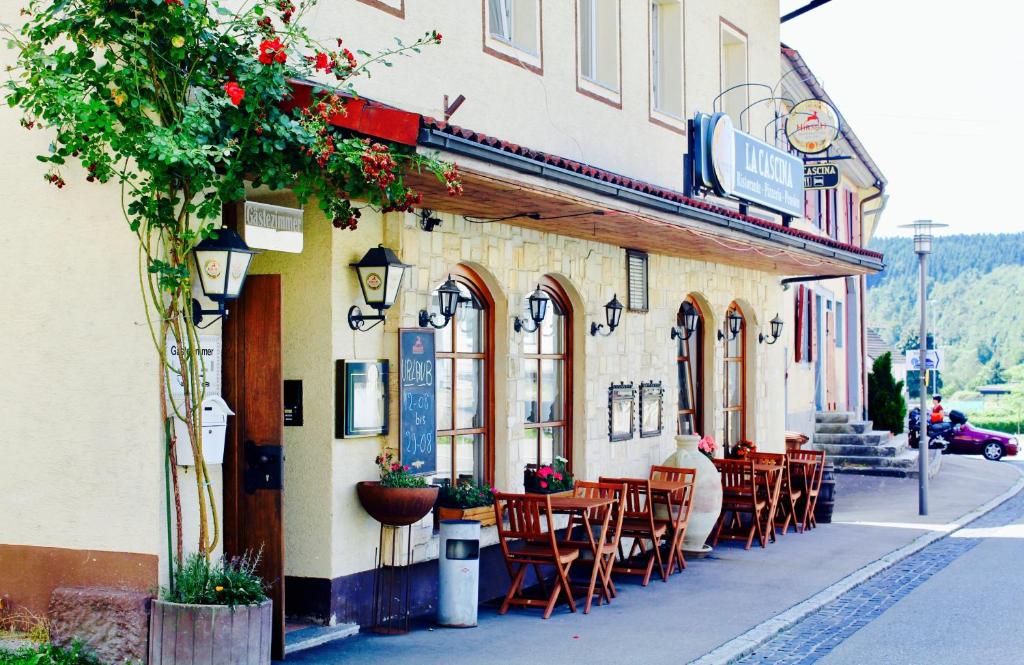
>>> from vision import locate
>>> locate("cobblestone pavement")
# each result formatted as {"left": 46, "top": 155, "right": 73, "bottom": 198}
{"left": 735, "top": 481, "right": 1024, "bottom": 664}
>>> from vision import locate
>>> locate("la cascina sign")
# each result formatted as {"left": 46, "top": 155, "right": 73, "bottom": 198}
{"left": 693, "top": 112, "right": 804, "bottom": 218}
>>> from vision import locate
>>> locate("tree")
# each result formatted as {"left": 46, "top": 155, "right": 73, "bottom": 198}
{"left": 988, "top": 360, "right": 1007, "bottom": 385}
{"left": 4, "top": 0, "right": 460, "bottom": 561}
{"left": 869, "top": 352, "right": 907, "bottom": 434}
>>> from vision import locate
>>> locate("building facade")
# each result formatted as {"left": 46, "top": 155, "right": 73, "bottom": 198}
{"left": 0, "top": 0, "right": 884, "bottom": 657}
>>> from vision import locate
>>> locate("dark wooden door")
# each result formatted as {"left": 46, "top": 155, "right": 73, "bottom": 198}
{"left": 222, "top": 274, "right": 286, "bottom": 660}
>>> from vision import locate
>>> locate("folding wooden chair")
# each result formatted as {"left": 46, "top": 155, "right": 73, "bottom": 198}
{"left": 599, "top": 477, "right": 668, "bottom": 585}
{"left": 493, "top": 492, "right": 579, "bottom": 619}
{"left": 562, "top": 481, "right": 625, "bottom": 613}
{"left": 788, "top": 449, "right": 826, "bottom": 530}
{"left": 777, "top": 451, "right": 808, "bottom": 535}
{"left": 711, "top": 458, "right": 766, "bottom": 550}
{"left": 649, "top": 465, "right": 697, "bottom": 575}
{"left": 750, "top": 453, "right": 785, "bottom": 544}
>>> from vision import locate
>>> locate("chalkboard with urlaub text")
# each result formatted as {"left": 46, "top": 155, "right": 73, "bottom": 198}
{"left": 399, "top": 328, "right": 436, "bottom": 475}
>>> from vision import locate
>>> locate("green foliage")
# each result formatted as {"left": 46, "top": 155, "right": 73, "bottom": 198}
{"left": 162, "top": 552, "right": 267, "bottom": 607}
{"left": 868, "top": 233, "right": 1024, "bottom": 394}
{"left": 374, "top": 451, "right": 428, "bottom": 488}
{"left": 0, "top": 641, "right": 105, "bottom": 665}
{"left": 970, "top": 416, "right": 1022, "bottom": 435}
{"left": 868, "top": 352, "right": 906, "bottom": 434}
{"left": 438, "top": 479, "right": 495, "bottom": 509}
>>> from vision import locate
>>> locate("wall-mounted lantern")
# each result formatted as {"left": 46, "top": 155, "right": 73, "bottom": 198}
{"left": 670, "top": 302, "right": 700, "bottom": 341}
{"left": 759, "top": 314, "right": 784, "bottom": 345}
{"left": 590, "top": 294, "right": 624, "bottom": 337}
{"left": 347, "top": 244, "right": 411, "bottom": 331}
{"left": 717, "top": 309, "right": 744, "bottom": 341}
{"left": 418, "top": 275, "right": 463, "bottom": 329}
{"left": 191, "top": 227, "right": 259, "bottom": 327}
{"left": 513, "top": 285, "right": 550, "bottom": 333}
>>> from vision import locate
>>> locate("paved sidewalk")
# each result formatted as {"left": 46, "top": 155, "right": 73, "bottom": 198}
{"left": 285, "top": 457, "right": 1019, "bottom": 665}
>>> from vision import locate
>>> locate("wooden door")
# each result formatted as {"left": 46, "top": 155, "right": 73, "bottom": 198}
{"left": 222, "top": 274, "right": 286, "bottom": 660}
{"left": 826, "top": 310, "right": 837, "bottom": 411}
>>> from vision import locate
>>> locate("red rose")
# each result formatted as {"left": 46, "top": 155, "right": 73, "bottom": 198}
{"left": 223, "top": 81, "right": 245, "bottom": 106}
{"left": 313, "top": 52, "right": 331, "bottom": 71}
{"left": 258, "top": 37, "right": 285, "bottom": 65}
{"left": 432, "top": 31, "right": 442, "bottom": 44}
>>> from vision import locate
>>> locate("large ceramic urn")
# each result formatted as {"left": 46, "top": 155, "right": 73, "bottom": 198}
{"left": 662, "top": 434, "right": 722, "bottom": 556}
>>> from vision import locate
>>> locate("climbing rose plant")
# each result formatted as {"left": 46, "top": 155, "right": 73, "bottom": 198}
{"left": 4, "top": 0, "right": 461, "bottom": 561}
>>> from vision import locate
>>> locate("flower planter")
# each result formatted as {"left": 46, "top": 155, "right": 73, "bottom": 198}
{"left": 524, "top": 487, "right": 574, "bottom": 497}
{"left": 437, "top": 504, "right": 497, "bottom": 527}
{"left": 148, "top": 599, "right": 271, "bottom": 665}
{"left": 661, "top": 435, "right": 723, "bottom": 557}
{"left": 356, "top": 481, "right": 439, "bottom": 526}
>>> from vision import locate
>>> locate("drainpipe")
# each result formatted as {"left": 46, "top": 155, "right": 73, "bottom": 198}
{"left": 859, "top": 184, "right": 885, "bottom": 420}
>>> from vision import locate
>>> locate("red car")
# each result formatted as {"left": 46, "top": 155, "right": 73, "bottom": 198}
{"left": 908, "top": 409, "right": 1019, "bottom": 461}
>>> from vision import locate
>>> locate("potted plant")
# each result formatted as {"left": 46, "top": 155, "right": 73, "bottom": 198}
{"left": 735, "top": 440, "right": 758, "bottom": 458}
{"left": 436, "top": 479, "right": 497, "bottom": 527}
{"left": 523, "top": 456, "right": 574, "bottom": 495}
{"left": 149, "top": 553, "right": 270, "bottom": 665}
{"left": 356, "top": 451, "right": 439, "bottom": 526}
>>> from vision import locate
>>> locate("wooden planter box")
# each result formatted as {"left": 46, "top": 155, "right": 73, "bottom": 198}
{"left": 149, "top": 599, "right": 272, "bottom": 665}
{"left": 437, "top": 504, "right": 497, "bottom": 527}
{"left": 525, "top": 488, "right": 573, "bottom": 497}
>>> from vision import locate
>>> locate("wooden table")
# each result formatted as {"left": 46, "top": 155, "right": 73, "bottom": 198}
{"left": 550, "top": 495, "right": 617, "bottom": 613}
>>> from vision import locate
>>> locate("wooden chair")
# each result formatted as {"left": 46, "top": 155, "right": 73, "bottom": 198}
{"left": 562, "top": 481, "right": 625, "bottom": 613}
{"left": 599, "top": 476, "right": 668, "bottom": 585}
{"left": 775, "top": 452, "right": 807, "bottom": 535}
{"left": 711, "top": 458, "right": 766, "bottom": 550}
{"left": 788, "top": 449, "right": 826, "bottom": 530}
{"left": 750, "top": 453, "right": 785, "bottom": 544}
{"left": 493, "top": 492, "right": 579, "bottom": 619}
{"left": 649, "top": 466, "right": 697, "bottom": 575}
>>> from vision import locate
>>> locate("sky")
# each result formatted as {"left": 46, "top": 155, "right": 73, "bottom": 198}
{"left": 780, "top": 0, "right": 1024, "bottom": 238}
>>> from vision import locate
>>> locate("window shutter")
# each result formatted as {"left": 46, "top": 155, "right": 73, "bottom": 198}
{"left": 808, "top": 295, "right": 815, "bottom": 363}
{"left": 795, "top": 285, "right": 804, "bottom": 363}
{"left": 626, "top": 249, "right": 649, "bottom": 312}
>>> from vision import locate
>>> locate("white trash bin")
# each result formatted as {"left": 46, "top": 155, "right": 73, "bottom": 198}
{"left": 438, "top": 519, "right": 481, "bottom": 627}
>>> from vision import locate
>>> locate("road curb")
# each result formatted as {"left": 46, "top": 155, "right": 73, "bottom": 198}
{"left": 688, "top": 465, "right": 1024, "bottom": 665}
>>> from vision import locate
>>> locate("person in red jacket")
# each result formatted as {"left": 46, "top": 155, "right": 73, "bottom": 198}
{"left": 930, "top": 395, "right": 945, "bottom": 424}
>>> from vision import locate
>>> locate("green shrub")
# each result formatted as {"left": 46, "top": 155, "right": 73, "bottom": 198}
{"left": 869, "top": 352, "right": 907, "bottom": 434}
{"left": 0, "top": 641, "right": 105, "bottom": 665}
{"left": 162, "top": 552, "right": 267, "bottom": 608}
{"left": 969, "top": 417, "right": 1022, "bottom": 435}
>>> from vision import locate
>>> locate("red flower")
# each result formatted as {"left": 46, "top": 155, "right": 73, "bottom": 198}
{"left": 166, "top": 0, "right": 182, "bottom": 6}
{"left": 258, "top": 37, "right": 285, "bottom": 65}
{"left": 539, "top": 480, "right": 548, "bottom": 489}
{"left": 223, "top": 81, "right": 245, "bottom": 106}
{"left": 391, "top": 462, "right": 401, "bottom": 472}
{"left": 553, "top": 472, "right": 563, "bottom": 481}
{"left": 313, "top": 52, "right": 331, "bottom": 72}
{"left": 432, "top": 31, "right": 442, "bottom": 44}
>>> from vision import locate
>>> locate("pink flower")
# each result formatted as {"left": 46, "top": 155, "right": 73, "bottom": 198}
{"left": 403, "top": 465, "right": 410, "bottom": 472}
{"left": 391, "top": 462, "right": 401, "bottom": 472}
{"left": 539, "top": 480, "right": 548, "bottom": 489}
{"left": 536, "top": 466, "right": 553, "bottom": 479}
{"left": 553, "top": 472, "right": 563, "bottom": 481}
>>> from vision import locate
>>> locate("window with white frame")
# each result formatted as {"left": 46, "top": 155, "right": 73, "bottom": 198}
{"left": 719, "top": 21, "right": 748, "bottom": 128}
{"left": 486, "top": 0, "right": 541, "bottom": 61}
{"left": 651, "top": 1, "right": 683, "bottom": 120}
{"left": 578, "top": 0, "right": 620, "bottom": 96}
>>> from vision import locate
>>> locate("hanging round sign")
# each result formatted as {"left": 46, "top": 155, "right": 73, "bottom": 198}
{"left": 708, "top": 113, "right": 736, "bottom": 197}
{"left": 785, "top": 99, "right": 840, "bottom": 154}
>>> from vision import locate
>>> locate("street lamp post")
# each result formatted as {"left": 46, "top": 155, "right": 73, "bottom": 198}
{"left": 900, "top": 220, "right": 947, "bottom": 516}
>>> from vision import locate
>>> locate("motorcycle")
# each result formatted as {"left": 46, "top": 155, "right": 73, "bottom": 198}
{"left": 908, "top": 409, "right": 1019, "bottom": 461}
{"left": 907, "top": 407, "right": 954, "bottom": 452}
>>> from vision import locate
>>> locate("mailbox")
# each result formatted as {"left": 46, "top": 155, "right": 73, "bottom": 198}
{"left": 173, "top": 395, "right": 234, "bottom": 466}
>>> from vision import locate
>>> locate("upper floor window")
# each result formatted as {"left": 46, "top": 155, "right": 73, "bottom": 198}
{"left": 577, "top": 0, "right": 621, "bottom": 105}
{"left": 651, "top": 1, "right": 683, "bottom": 122}
{"left": 488, "top": 0, "right": 540, "bottom": 53}
{"left": 719, "top": 20, "right": 748, "bottom": 128}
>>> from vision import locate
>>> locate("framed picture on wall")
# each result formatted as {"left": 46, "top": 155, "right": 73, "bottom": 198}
{"left": 639, "top": 380, "right": 664, "bottom": 438}
{"left": 608, "top": 382, "right": 635, "bottom": 442}
{"left": 336, "top": 360, "right": 389, "bottom": 438}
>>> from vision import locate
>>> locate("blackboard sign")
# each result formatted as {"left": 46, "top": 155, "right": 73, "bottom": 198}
{"left": 399, "top": 329, "right": 436, "bottom": 475}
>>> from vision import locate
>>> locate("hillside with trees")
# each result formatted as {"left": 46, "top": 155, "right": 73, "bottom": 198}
{"left": 867, "top": 233, "right": 1024, "bottom": 394}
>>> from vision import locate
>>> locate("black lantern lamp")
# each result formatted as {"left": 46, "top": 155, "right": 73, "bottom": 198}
{"left": 190, "top": 227, "right": 259, "bottom": 328}
{"left": 717, "top": 309, "right": 744, "bottom": 341}
{"left": 348, "top": 244, "right": 411, "bottom": 331}
{"left": 419, "top": 275, "right": 463, "bottom": 329}
{"left": 513, "top": 285, "right": 550, "bottom": 333}
{"left": 671, "top": 302, "right": 700, "bottom": 341}
{"left": 759, "top": 314, "right": 784, "bottom": 345}
{"left": 590, "top": 294, "right": 624, "bottom": 336}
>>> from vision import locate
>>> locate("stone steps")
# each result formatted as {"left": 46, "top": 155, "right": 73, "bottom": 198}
{"left": 827, "top": 447, "right": 942, "bottom": 479}
{"left": 812, "top": 415, "right": 941, "bottom": 479}
{"left": 811, "top": 443, "right": 903, "bottom": 458}
{"left": 815, "top": 411, "right": 858, "bottom": 424}
{"left": 815, "top": 421, "right": 874, "bottom": 434}
{"left": 814, "top": 432, "right": 887, "bottom": 446}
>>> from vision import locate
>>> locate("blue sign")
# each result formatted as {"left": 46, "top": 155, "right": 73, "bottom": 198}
{"left": 693, "top": 112, "right": 805, "bottom": 218}
{"left": 399, "top": 329, "right": 436, "bottom": 475}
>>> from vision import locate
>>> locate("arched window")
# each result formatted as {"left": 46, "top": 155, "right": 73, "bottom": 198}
{"left": 522, "top": 277, "right": 572, "bottom": 469}
{"left": 435, "top": 267, "right": 494, "bottom": 484}
{"left": 723, "top": 302, "right": 746, "bottom": 453}
{"left": 677, "top": 299, "right": 704, "bottom": 436}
